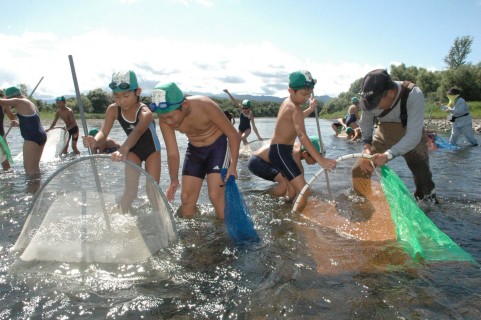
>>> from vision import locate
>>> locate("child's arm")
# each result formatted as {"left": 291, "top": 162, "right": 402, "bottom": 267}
{"left": 249, "top": 112, "right": 263, "bottom": 140}
{"left": 293, "top": 107, "right": 336, "bottom": 171}
{"left": 159, "top": 121, "right": 180, "bottom": 202}
{"left": 47, "top": 111, "right": 60, "bottom": 131}
{"left": 223, "top": 89, "right": 243, "bottom": 110}
{"left": 114, "top": 106, "right": 153, "bottom": 161}
{"left": 83, "top": 104, "right": 115, "bottom": 150}
{"left": 303, "top": 98, "right": 317, "bottom": 118}
{"left": 208, "top": 100, "right": 241, "bottom": 180}
{"left": 2, "top": 105, "right": 18, "bottom": 126}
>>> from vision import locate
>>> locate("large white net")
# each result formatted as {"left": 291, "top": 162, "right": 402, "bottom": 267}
{"left": 13, "top": 155, "right": 177, "bottom": 263}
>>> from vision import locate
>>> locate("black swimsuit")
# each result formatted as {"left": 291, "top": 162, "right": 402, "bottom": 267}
{"left": 117, "top": 105, "right": 161, "bottom": 162}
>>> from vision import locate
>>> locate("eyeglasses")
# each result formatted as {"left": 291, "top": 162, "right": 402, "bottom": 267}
{"left": 149, "top": 99, "right": 184, "bottom": 112}
{"left": 109, "top": 82, "right": 131, "bottom": 90}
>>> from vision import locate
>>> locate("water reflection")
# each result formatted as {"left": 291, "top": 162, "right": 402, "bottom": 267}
{"left": 0, "top": 119, "right": 480, "bottom": 318}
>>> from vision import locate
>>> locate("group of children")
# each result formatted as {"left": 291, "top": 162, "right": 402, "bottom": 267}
{"left": 80, "top": 69, "right": 337, "bottom": 217}
{"left": 6, "top": 67, "right": 472, "bottom": 218}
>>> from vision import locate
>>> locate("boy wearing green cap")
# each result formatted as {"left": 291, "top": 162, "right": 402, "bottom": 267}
{"left": 83, "top": 71, "right": 161, "bottom": 210}
{"left": 47, "top": 96, "right": 80, "bottom": 155}
{"left": 152, "top": 82, "right": 240, "bottom": 219}
{"left": 0, "top": 86, "right": 47, "bottom": 176}
{"left": 268, "top": 70, "right": 337, "bottom": 210}
{"left": 88, "top": 128, "right": 120, "bottom": 154}
{"left": 247, "top": 136, "right": 322, "bottom": 199}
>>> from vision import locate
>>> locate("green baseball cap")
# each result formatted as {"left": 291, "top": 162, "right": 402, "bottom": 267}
{"left": 5, "top": 86, "right": 21, "bottom": 98}
{"left": 289, "top": 70, "right": 317, "bottom": 90}
{"left": 56, "top": 96, "right": 66, "bottom": 102}
{"left": 351, "top": 97, "right": 359, "bottom": 104}
{"left": 346, "top": 127, "right": 354, "bottom": 134}
{"left": 109, "top": 70, "right": 139, "bottom": 93}
{"left": 301, "top": 136, "right": 321, "bottom": 153}
{"left": 242, "top": 99, "right": 252, "bottom": 108}
{"left": 150, "top": 82, "right": 185, "bottom": 114}
{"left": 89, "top": 128, "right": 99, "bottom": 136}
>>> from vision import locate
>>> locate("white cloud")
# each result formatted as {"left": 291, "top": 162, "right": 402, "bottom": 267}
{"left": 0, "top": 30, "right": 381, "bottom": 100}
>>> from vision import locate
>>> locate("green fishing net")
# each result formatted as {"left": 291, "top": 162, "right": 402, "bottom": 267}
{"left": 0, "top": 135, "right": 13, "bottom": 164}
{"left": 381, "top": 165, "right": 474, "bottom": 262}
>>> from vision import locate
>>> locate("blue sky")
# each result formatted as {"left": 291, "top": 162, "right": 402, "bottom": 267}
{"left": 1, "top": 0, "right": 480, "bottom": 99}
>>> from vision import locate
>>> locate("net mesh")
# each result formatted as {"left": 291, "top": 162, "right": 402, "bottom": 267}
{"left": 434, "top": 135, "right": 460, "bottom": 150}
{"left": 13, "top": 155, "right": 177, "bottom": 263}
{"left": 224, "top": 175, "right": 260, "bottom": 244}
{"left": 0, "top": 135, "right": 13, "bottom": 163}
{"left": 380, "top": 165, "right": 474, "bottom": 262}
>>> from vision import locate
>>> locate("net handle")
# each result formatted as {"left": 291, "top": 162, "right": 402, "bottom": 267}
{"left": 292, "top": 152, "right": 373, "bottom": 212}
{"left": 68, "top": 55, "right": 111, "bottom": 230}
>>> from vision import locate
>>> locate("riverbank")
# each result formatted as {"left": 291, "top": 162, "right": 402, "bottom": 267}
{"left": 426, "top": 118, "right": 481, "bottom": 132}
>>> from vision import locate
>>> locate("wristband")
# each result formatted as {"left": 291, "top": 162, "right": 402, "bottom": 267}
{"left": 384, "top": 151, "right": 393, "bottom": 161}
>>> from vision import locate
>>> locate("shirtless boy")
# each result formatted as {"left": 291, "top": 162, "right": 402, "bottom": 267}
{"left": 47, "top": 96, "right": 80, "bottom": 154}
{"left": 248, "top": 136, "right": 322, "bottom": 199}
{"left": 152, "top": 82, "right": 240, "bottom": 219}
{"left": 269, "top": 70, "right": 337, "bottom": 210}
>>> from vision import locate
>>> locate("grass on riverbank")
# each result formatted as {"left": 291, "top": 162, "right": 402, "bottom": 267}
{"left": 36, "top": 101, "right": 481, "bottom": 121}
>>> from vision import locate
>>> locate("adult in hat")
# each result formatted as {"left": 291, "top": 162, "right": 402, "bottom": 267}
{"left": 352, "top": 69, "right": 438, "bottom": 204}
{"left": 152, "top": 82, "right": 241, "bottom": 219}
{"left": 442, "top": 87, "right": 478, "bottom": 147}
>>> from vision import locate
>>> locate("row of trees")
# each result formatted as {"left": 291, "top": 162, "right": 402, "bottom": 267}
{"left": 325, "top": 36, "right": 480, "bottom": 114}
{"left": 21, "top": 36, "right": 480, "bottom": 119}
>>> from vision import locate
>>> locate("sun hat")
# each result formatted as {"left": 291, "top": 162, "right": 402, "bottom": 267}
{"left": 289, "top": 70, "right": 317, "bottom": 90}
{"left": 150, "top": 82, "right": 185, "bottom": 114}
{"left": 56, "top": 96, "right": 66, "bottom": 102}
{"left": 351, "top": 96, "right": 359, "bottom": 104}
{"left": 359, "top": 69, "right": 394, "bottom": 111}
{"left": 242, "top": 99, "right": 252, "bottom": 108}
{"left": 88, "top": 128, "right": 99, "bottom": 136}
{"left": 5, "top": 86, "right": 21, "bottom": 98}
{"left": 300, "top": 136, "right": 321, "bottom": 153}
{"left": 109, "top": 71, "right": 139, "bottom": 93}
{"left": 446, "top": 87, "right": 461, "bottom": 95}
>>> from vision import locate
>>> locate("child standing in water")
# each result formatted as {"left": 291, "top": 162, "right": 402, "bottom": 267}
{"left": 83, "top": 70, "right": 161, "bottom": 210}
{"left": 153, "top": 82, "right": 240, "bottom": 219}
{"left": 47, "top": 96, "right": 80, "bottom": 155}
{"left": 0, "top": 86, "right": 46, "bottom": 175}
{"left": 223, "top": 89, "right": 263, "bottom": 146}
{"left": 269, "top": 70, "right": 337, "bottom": 210}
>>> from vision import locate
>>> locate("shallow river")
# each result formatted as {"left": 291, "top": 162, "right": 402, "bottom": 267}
{"left": 1, "top": 118, "right": 480, "bottom": 319}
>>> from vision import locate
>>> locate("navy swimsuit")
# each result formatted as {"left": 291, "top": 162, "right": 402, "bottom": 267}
{"left": 117, "top": 105, "right": 161, "bottom": 162}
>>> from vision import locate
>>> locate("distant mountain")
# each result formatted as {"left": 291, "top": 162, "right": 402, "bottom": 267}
{"left": 37, "top": 92, "right": 333, "bottom": 104}
{"left": 193, "top": 91, "right": 332, "bottom": 104}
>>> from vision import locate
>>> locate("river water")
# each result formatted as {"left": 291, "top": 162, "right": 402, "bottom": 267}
{"left": 1, "top": 118, "right": 480, "bottom": 319}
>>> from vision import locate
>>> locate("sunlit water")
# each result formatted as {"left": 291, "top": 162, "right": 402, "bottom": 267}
{"left": 1, "top": 118, "right": 480, "bottom": 319}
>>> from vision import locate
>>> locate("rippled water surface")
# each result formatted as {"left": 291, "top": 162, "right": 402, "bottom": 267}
{"left": 1, "top": 118, "right": 480, "bottom": 319}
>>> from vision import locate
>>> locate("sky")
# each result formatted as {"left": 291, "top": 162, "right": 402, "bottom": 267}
{"left": 1, "top": 0, "right": 481, "bottom": 100}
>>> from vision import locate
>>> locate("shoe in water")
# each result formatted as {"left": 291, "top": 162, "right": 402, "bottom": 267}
{"left": 415, "top": 191, "right": 439, "bottom": 206}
